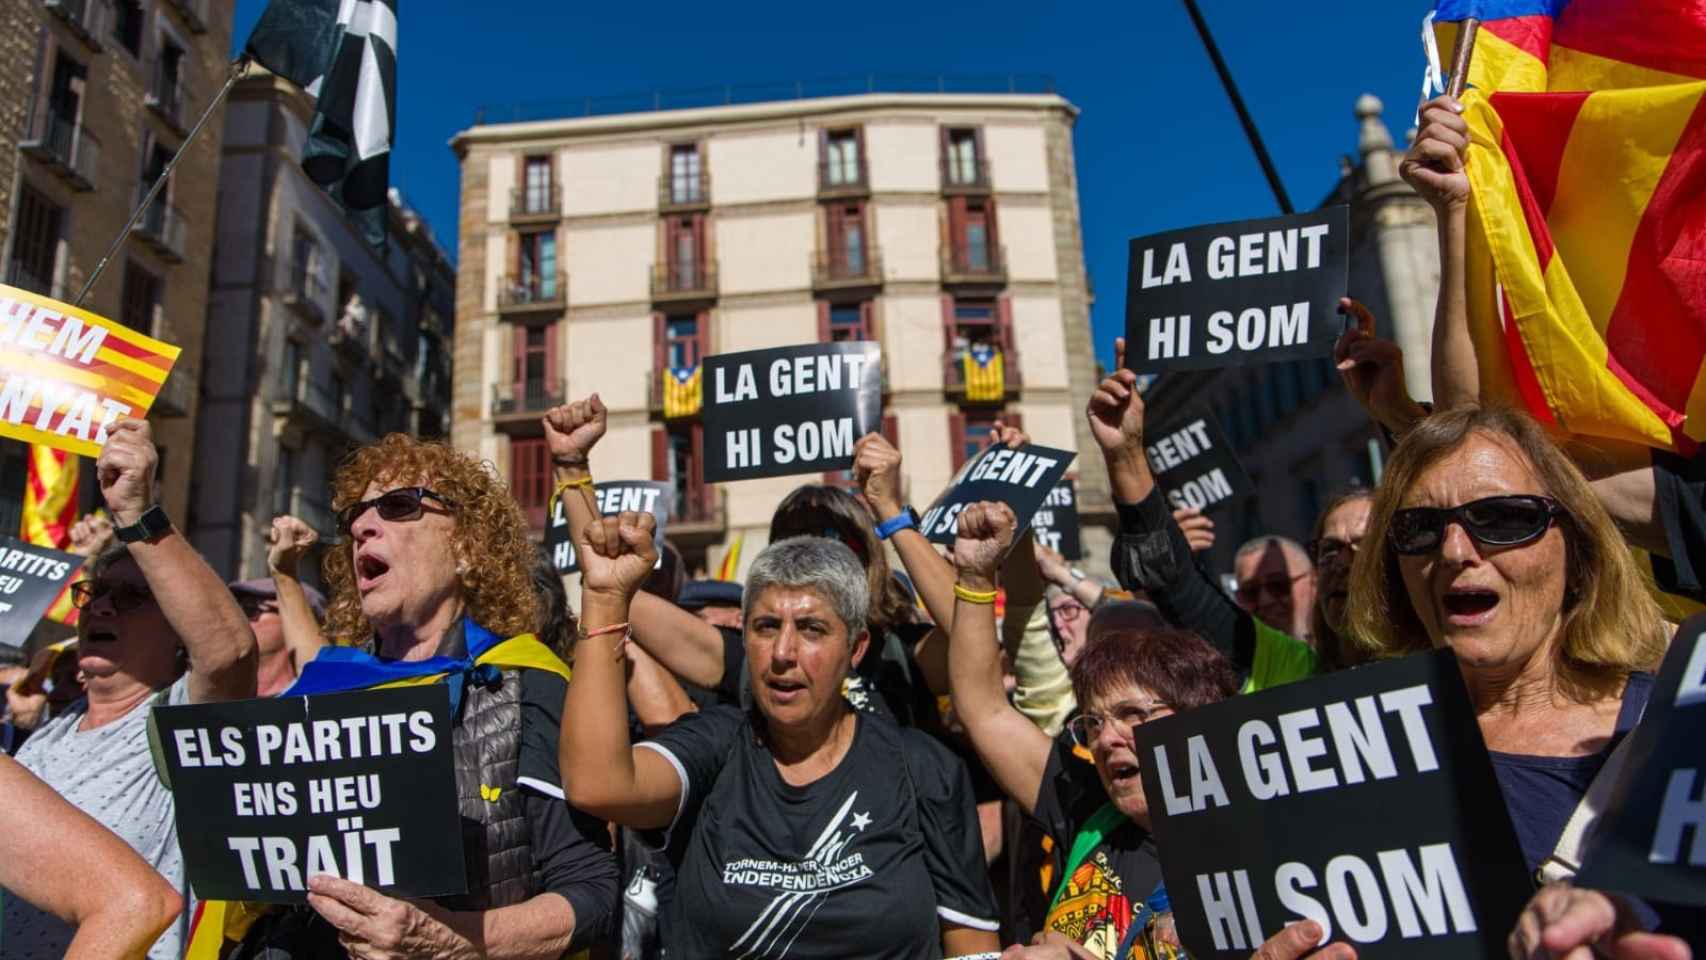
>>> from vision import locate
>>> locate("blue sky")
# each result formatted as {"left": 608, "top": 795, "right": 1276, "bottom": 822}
{"left": 232, "top": 0, "right": 1433, "bottom": 366}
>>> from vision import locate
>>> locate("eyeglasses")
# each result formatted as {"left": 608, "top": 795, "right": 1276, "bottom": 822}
{"left": 1234, "top": 571, "right": 1309, "bottom": 605}
{"left": 70, "top": 579, "right": 154, "bottom": 613}
{"left": 1049, "top": 600, "right": 1086, "bottom": 623}
{"left": 237, "top": 597, "right": 279, "bottom": 621}
{"left": 336, "top": 487, "right": 458, "bottom": 534}
{"left": 1068, "top": 699, "right": 1171, "bottom": 748}
{"left": 1388, "top": 495, "right": 1564, "bottom": 556}
{"left": 1307, "top": 537, "right": 1362, "bottom": 565}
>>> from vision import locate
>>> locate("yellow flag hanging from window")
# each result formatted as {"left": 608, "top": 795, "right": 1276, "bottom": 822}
{"left": 962, "top": 344, "right": 1004, "bottom": 403}
{"left": 663, "top": 365, "right": 702, "bottom": 420}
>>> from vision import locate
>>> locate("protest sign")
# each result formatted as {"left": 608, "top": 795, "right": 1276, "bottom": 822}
{"left": 1125, "top": 207, "right": 1349, "bottom": 374}
{"left": 1133, "top": 649, "right": 1529, "bottom": 959}
{"left": 702, "top": 341, "right": 882, "bottom": 482}
{"left": 1030, "top": 481, "right": 1082, "bottom": 560}
{"left": 544, "top": 480, "right": 674, "bottom": 574}
{"left": 1577, "top": 613, "right": 1706, "bottom": 906}
{"left": 1147, "top": 409, "right": 1251, "bottom": 514}
{"left": 919, "top": 442, "right": 1075, "bottom": 545}
{"left": 153, "top": 685, "right": 467, "bottom": 904}
{"left": 0, "top": 536, "right": 81, "bottom": 647}
{"left": 0, "top": 284, "right": 183, "bottom": 456}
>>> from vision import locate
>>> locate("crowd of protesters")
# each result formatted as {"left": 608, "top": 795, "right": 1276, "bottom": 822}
{"left": 0, "top": 91, "right": 1701, "bottom": 960}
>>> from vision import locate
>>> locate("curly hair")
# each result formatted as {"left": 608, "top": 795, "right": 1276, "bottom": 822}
{"left": 322, "top": 434, "right": 542, "bottom": 646}
{"left": 769, "top": 484, "right": 915, "bottom": 632}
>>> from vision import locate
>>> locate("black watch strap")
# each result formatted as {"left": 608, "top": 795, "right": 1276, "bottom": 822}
{"left": 114, "top": 504, "right": 172, "bottom": 544}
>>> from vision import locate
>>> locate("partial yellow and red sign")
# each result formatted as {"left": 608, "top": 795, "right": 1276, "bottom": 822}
{"left": 0, "top": 284, "right": 182, "bottom": 456}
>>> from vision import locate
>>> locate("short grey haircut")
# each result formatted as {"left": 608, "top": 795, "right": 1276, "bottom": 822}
{"left": 1233, "top": 535, "right": 1313, "bottom": 571}
{"left": 743, "top": 537, "right": 869, "bottom": 639}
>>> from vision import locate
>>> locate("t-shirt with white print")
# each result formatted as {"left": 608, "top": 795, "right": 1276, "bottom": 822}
{"left": 640, "top": 703, "right": 998, "bottom": 959}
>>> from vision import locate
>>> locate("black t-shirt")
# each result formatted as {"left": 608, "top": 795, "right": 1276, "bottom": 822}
{"left": 1031, "top": 731, "right": 1175, "bottom": 960}
{"left": 641, "top": 703, "right": 998, "bottom": 958}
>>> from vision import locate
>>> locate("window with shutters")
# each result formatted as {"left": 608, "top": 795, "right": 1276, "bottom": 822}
{"left": 665, "top": 315, "right": 701, "bottom": 369}
{"left": 521, "top": 156, "right": 553, "bottom": 215}
{"left": 120, "top": 261, "right": 161, "bottom": 334}
{"left": 510, "top": 437, "right": 551, "bottom": 529}
{"left": 825, "top": 303, "right": 870, "bottom": 342}
{"left": 951, "top": 409, "right": 1002, "bottom": 470}
{"left": 655, "top": 424, "right": 711, "bottom": 522}
{"left": 827, "top": 202, "right": 866, "bottom": 277}
{"left": 669, "top": 144, "right": 703, "bottom": 205}
{"left": 517, "top": 231, "right": 557, "bottom": 301}
{"left": 950, "top": 302, "right": 997, "bottom": 350}
{"left": 663, "top": 215, "right": 705, "bottom": 291}
{"left": 943, "top": 128, "right": 985, "bottom": 188}
{"left": 6, "top": 185, "right": 61, "bottom": 294}
{"left": 822, "top": 129, "right": 862, "bottom": 188}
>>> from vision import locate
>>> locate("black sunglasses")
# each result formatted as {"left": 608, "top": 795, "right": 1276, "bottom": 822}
{"left": 1388, "top": 495, "right": 1565, "bottom": 556}
{"left": 336, "top": 487, "right": 458, "bottom": 533}
{"left": 70, "top": 579, "right": 154, "bottom": 613}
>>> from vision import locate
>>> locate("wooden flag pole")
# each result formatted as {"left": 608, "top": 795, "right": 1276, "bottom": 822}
{"left": 1445, "top": 17, "right": 1480, "bottom": 99}
{"left": 72, "top": 55, "right": 252, "bottom": 308}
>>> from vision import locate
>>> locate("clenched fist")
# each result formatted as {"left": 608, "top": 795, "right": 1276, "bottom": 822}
{"left": 267, "top": 515, "right": 320, "bottom": 575}
{"left": 952, "top": 501, "right": 1017, "bottom": 586}
{"left": 542, "top": 395, "right": 607, "bottom": 464}
{"left": 579, "top": 511, "right": 659, "bottom": 601}
{"left": 852, "top": 433, "right": 904, "bottom": 520}
{"left": 97, "top": 419, "right": 158, "bottom": 527}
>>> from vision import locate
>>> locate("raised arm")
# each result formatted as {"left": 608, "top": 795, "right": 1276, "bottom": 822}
{"left": 559, "top": 510, "right": 685, "bottom": 830}
{"left": 99, "top": 420, "right": 255, "bottom": 703}
{"left": 1333, "top": 298, "right": 1429, "bottom": 438}
{"left": 544, "top": 397, "right": 728, "bottom": 688}
{"left": 266, "top": 515, "right": 325, "bottom": 670}
{"left": 947, "top": 501, "right": 1051, "bottom": 817}
{"left": 855, "top": 431, "right": 956, "bottom": 628}
{"left": 1401, "top": 95, "right": 1476, "bottom": 410}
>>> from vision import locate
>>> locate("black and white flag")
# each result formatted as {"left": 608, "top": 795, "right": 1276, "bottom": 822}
{"left": 246, "top": 0, "right": 397, "bottom": 250}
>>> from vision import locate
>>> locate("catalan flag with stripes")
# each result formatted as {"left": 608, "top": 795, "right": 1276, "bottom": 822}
{"left": 1433, "top": 0, "right": 1706, "bottom": 453}
{"left": 0, "top": 285, "right": 183, "bottom": 456}
{"left": 963, "top": 343, "right": 1005, "bottom": 403}
{"left": 22, "top": 444, "right": 80, "bottom": 624}
{"left": 716, "top": 531, "right": 743, "bottom": 581}
{"left": 663, "top": 364, "right": 702, "bottom": 420}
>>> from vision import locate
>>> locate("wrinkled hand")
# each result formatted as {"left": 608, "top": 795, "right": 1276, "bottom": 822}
{"left": 1034, "top": 543, "right": 1073, "bottom": 586}
{"left": 67, "top": 512, "right": 113, "bottom": 558}
{"left": 1332, "top": 298, "right": 1422, "bottom": 435}
{"left": 1252, "top": 921, "right": 1357, "bottom": 960}
{"left": 267, "top": 516, "right": 319, "bottom": 575}
{"left": 952, "top": 501, "right": 1017, "bottom": 584}
{"left": 306, "top": 875, "right": 474, "bottom": 960}
{"left": 542, "top": 395, "right": 607, "bottom": 464}
{"left": 1508, "top": 884, "right": 1692, "bottom": 960}
{"left": 96, "top": 419, "right": 158, "bottom": 527}
{"left": 1087, "top": 338, "right": 1145, "bottom": 459}
{"left": 1173, "top": 507, "right": 1216, "bottom": 554}
{"left": 853, "top": 433, "right": 904, "bottom": 519}
{"left": 1400, "top": 96, "right": 1471, "bottom": 212}
{"left": 579, "top": 511, "right": 659, "bottom": 600}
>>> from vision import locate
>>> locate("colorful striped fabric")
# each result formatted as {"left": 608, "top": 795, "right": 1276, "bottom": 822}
{"left": 963, "top": 343, "right": 1006, "bottom": 403}
{"left": 662, "top": 364, "right": 702, "bottom": 420}
{"left": 1434, "top": 0, "right": 1706, "bottom": 453}
{"left": 22, "top": 444, "right": 80, "bottom": 624}
{"left": 716, "top": 531, "right": 743, "bottom": 581}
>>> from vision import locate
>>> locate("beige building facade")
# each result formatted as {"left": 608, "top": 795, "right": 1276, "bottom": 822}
{"left": 0, "top": 0, "right": 231, "bottom": 532}
{"left": 451, "top": 89, "right": 1108, "bottom": 578}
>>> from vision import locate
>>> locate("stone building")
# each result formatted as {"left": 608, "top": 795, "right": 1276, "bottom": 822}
{"left": 0, "top": 0, "right": 232, "bottom": 532}
{"left": 190, "top": 69, "right": 455, "bottom": 582}
{"left": 449, "top": 81, "right": 1107, "bottom": 578}
{"left": 1140, "top": 94, "right": 1440, "bottom": 574}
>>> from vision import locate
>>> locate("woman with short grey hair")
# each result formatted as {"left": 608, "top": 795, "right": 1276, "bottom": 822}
{"left": 562, "top": 518, "right": 1000, "bottom": 959}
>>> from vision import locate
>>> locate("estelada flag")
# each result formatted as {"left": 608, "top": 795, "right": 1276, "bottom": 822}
{"left": 1432, "top": 0, "right": 1706, "bottom": 454}
{"left": 0, "top": 285, "right": 182, "bottom": 456}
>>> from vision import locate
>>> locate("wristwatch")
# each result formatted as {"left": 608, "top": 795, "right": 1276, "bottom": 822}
{"left": 113, "top": 505, "right": 172, "bottom": 544}
{"left": 875, "top": 507, "right": 920, "bottom": 540}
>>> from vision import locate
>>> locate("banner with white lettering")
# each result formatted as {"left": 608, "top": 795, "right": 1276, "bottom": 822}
{"left": 1125, "top": 207, "right": 1349, "bottom": 373}
{"left": 1132, "top": 649, "right": 1529, "bottom": 959}
{"left": 1577, "top": 613, "right": 1706, "bottom": 906}
{"left": 0, "top": 536, "right": 80, "bottom": 647}
{"left": 1147, "top": 409, "right": 1252, "bottom": 515}
{"left": 702, "top": 341, "right": 882, "bottom": 483}
{"left": 153, "top": 686, "right": 467, "bottom": 904}
{"left": 544, "top": 481, "right": 674, "bottom": 574}
{"left": 919, "top": 443, "right": 1075, "bottom": 545}
{"left": 1030, "top": 481, "right": 1082, "bottom": 561}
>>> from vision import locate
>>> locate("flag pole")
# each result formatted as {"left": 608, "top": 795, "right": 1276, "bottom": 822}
{"left": 1445, "top": 18, "right": 1480, "bottom": 99}
{"left": 72, "top": 54, "right": 252, "bottom": 308}
{"left": 1178, "top": 0, "right": 1294, "bottom": 215}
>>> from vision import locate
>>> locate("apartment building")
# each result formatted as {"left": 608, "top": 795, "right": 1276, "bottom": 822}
{"left": 0, "top": 0, "right": 232, "bottom": 531}
{"left": 190, "top": 69, "right": 456, "bottom": 582}
{"left": 450, "top": 81, "right": 1107, "bottom": 578}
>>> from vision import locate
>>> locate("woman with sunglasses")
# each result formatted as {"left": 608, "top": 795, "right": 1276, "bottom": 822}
{"left": 946, "top": 501, "right": 1240, "bottom": 959}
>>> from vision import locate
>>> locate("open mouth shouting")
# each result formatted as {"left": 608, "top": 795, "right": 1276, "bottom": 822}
{"left": 1108, "top": 759, "right": 1141, "bottom": 788}
{"left": 764, "top": 676, "right": 808, "bottom": 704}
{"left": 355, "top": 552, "right": 392, "bottom": 593}
{"left": 1441, "top": 584, "right": 1499, "bottom": 627}
{"left": 82, "top": 628, "right": 119, "bottom": 644}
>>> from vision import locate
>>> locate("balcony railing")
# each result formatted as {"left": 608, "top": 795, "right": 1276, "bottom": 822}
{"left": 811, "top": 248, "right": 882, "bottom": 291}
{"left": 492, "top": 378, "right": 565, "bottom": 419}
{"left": 650, "top": 259, "right": 717, "bottom": 303}
{"left": 940, "top": 243, "right": 1007, "bottom": 286}
{"left": 941, "top": 156, "right": 991, "bottom": 194}
{"left": 942, "top": 346, "right": 1023, "bottom": 397}
{"left": 509, "top": 184, "right": 560, "bottom": 221}
{"left": 3, "top": 261, "right": 55, "bottom": 298}
{"left": 44, "top": 0, "right": 108, "bottom": 50}
{"left": 134, "top": 185, "right": 187, "bottom": 262}
{"left": 21, "top": 110, "right": 99, "bottom": 191}
{"left": 497, "top": 272, "right": 566, "bottom": 313}
{"left": 162, "top": 0, "right": 208, "bottom": 33}
{"left": 658, "top": 170, "right": 710, "bottom": 211}
{"left": 817, "top": 159, "right": 868, "bottom": 197}
{"left": 146, "top": 60, "right": 191, "bottom": 133}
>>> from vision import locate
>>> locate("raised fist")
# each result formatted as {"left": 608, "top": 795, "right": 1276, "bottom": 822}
{"left": 68, "top": 512, "right": 114, "bottom": 559}
{"left": 1400, "top": 96, "right": 1471, "bottom": 212}
{"left": 952, "top": 501, "right": 1017, "bottom": 584}
{"left": 542, "top": 395, "right": 607, "bottom": 464}
{"left": 1086, "top": 338, "right": 1146, "bottom": 458}
{"left": 579, "top": 511, "right": 658, "bottom": 600}
{"left": 852, "top": 433, "right": 904, "bottom": 519}
{"left": 267, "top": 515, "right": 320, "bottom": 575}
{"left": 96, "top": 419, "right": 158, "bottom": 527}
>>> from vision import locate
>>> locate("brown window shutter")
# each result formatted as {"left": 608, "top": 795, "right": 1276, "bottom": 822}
{"left": 816, "top": 299, "right": 831, "bottom": 342}
{"left": 545, "top": 321, "right": 560, "bottom": 386}
{"left": 940, "top": 295, "right": 957, "bottom": 349}
{"left": 947, "top": 197, "right": 966, "bottom": 252}
{"left": 696, "top": 308, "right": 712, "bottom": 364}
{"left": 949, "top": 411, "right": 967, "bottom": 470}
{"left": 651, "top": 427, "right": 670, "bottom": 482}
{"left": 882, "top": 413, "right": 899, "bottom": 447}
{"left": 938, "top": 125, "right": 950, "bottom": 185}
{"left": 652, "top": 311, "right": 667, "bottom": 371}
{"left": 997, "top": 295, "right": 1018, "bottom": 356}
{"left": 689, "top": 423, "right": 709, "bottom": 514}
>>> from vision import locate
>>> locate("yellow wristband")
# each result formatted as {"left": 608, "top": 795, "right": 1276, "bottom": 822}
{"left": 953, "top": 583, "right": 998, "bottom": 604}
{"left": 554, "top": 475, "right": 593, "bottom": 501}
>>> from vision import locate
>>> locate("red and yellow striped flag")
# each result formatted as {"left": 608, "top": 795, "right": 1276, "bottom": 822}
{"left": 22, "top": 444, "right": 80, "bottom": 624}
{"left": 716, "top": 532, "right": 743, "bottom": 582}
{"left": 662, "top": 365, "right": 702, "bottom": 420}
{"left": 1433, "top": 1, "right": 1706, "bottom": 454}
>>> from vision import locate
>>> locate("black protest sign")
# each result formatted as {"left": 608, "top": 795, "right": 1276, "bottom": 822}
{"left": 1577, "top": 613, "right": 1706, "bottom": 905}
{"left": 919, "top": 443, "right": 1075, "bottom": 545}
{"left": 1147, "top": 410, "right": 1251, "bottom": 515}
{"left": 0, "top": 536, "right": 82, "bottom": 648}
{"left": 544, "top": 481, "right": 674, "bottom": 574}
{"left": 1125, "top": 206, "right": 1349, "bottom": 373}
{"left": 153, "top": 685, "right": 466, "bottom": 904}
{"left": 702, "top": 341, "right": 882, "bottom": 483}
{"left": 1030, "top": 482, "right": 1082, "bottom": 561}
{"left": 1132, "top": 649, "right": 1529, "bottom": 959}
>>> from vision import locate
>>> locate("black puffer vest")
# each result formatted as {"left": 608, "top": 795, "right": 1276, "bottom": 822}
{"left": 438, "top": 667, "right": 538, "bottom": 910}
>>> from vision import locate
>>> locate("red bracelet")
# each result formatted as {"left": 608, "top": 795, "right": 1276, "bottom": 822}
{"left": 585, "top": 621, "right": 629, "bottom": 638}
